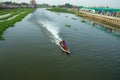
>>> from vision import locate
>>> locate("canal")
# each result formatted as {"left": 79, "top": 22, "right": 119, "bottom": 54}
{"left": 0, "top": 8, "right": 120, "bottom": 80}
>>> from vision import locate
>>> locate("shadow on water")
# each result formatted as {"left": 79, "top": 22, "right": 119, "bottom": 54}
{"left": 60, "top": 50, "right": 70, "bottom": 56}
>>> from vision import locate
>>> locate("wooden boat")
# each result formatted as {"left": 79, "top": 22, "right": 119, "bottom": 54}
{"left": 59, "top": 40, "right": 70, "bottom": 54}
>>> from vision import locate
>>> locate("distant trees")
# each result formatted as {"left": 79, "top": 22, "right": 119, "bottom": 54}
{"left": 65, "top": 3, "right": 73, "bottom": 8}
{"left": 57, "top": 3, "right": 78, "bottom": 9}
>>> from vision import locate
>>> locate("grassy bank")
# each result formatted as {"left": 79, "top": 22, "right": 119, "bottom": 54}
{"left": 0, "top": 8, "right": 34, "bottom": 40}
{"left": 0, "top": 9, "right": 17, "bottom": 15}
{"left": 0, "top": 11, "right": 19, "bottom": 20}
{"left": 47, "top": 8, "right": 74, "bottom": 13}
{"left": 0, "top": 9, "right": 32, "bottom": 20}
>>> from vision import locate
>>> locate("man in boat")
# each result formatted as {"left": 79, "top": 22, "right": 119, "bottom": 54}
{"left": 59, "top": 40, "right": 67, "bottom": 48}
{"left": 59, "top": 40, "right": 70, "bottom": 54}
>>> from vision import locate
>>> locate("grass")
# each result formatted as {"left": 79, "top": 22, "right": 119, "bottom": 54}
{"left": 0, "top": 11, "right": 19, "bottom": 20}
{"left": 65, "top": 24, "right": 71, "bottom": 27}
{"left": 81, "top": 19, "right": 86, "bottom": 22}
{"left": 0, "top": 9, "right": 30, "bottom": 20}
{"left": 0, "top": 9, "right": 17, "bottom": 15}
{"left": 65, "top": 16, "right": 68, "bottom": 17}
{"left": 47, "top": 8, "right": 74, "bottom": 13}
{"left": 0, "top": 8, "right": 34, "bottom": 40}
{"left": 72, "top": 17, "right": 77, "bottom": 20}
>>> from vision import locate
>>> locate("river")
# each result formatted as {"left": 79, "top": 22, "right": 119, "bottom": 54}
{"left": 0, "top": 8, "right": 120, "bottom": 80}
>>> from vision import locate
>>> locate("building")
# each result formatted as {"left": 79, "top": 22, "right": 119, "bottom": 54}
{"left": 29, "top": 0, "right": 37, "bottom": 8}
{"left": 0, "top": 2, "right": 29, "bottom": 9}
{"left": 79, "top": 7, "right": 120, "bottom": 17}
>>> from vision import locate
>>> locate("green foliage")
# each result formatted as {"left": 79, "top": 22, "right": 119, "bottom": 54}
{"left": 0, "top": 8, "right": 31, "bottom": 20}
{"left": 72, "top": 17, "right": 77, "bottom": 20}
{"left": 0, "top": 8, "right": 34, "bottom": 40}
{"left": 81, "top": 19, "right": 86, "bottom": 22}
{"left": 65, "top": 16, "right": 68, "bottom": 17}
{"left": 65, "top": 3, "right": 73, "bottom": 8}
{"left": 47, "top": 8, "right": 74, "bottom": 13}
{"left": 0, "top": 9, "right": 16, "bottom": 15}
{"left": 65, "top": 24, "right": 71, "bottom": 27}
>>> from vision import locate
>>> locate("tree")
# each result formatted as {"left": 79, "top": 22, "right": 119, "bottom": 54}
{"left": 65, "top": 3, "right": 73, "bottom": 8}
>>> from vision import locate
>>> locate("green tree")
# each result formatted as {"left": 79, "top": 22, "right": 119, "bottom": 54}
{"left": 65, "top": 3, "right": 73, "bottom": 8}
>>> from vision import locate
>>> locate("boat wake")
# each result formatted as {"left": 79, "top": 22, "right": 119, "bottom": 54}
{"left": 40, "top": 20, "right": 62, "bottom": 45}
{"left": 30, "top": 9, "right": 62, "bottom": 45}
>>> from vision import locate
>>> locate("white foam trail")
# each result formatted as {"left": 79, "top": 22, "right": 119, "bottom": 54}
{"left": 30, "top": 9, "right": 62, "bottom": 45}
{"left": 40, "top": 21, "right": 62, "bottom": 45}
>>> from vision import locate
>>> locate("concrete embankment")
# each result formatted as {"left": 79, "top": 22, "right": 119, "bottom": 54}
{"left": 73, "top": 11, "right": 120, "bottom": 29}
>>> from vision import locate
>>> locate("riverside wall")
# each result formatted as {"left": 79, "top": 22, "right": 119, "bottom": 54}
{"left": 74, "top": 11, "right": 120, "bottom": 29}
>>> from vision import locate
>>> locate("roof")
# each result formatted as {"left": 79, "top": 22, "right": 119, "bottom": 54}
{"left": 80, "top": 7, "right": 120, "bottom": 12}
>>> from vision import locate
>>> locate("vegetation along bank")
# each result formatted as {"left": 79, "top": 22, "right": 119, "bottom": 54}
{"left": 0, "top": 8, "right": 34, "bottom": 40}
{"left": 47, "top": 7, "right": 120, "bottom": 29}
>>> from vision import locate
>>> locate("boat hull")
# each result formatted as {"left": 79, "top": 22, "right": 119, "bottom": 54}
{"left": 59, "top": 42, "right": 70, "bottom": 54}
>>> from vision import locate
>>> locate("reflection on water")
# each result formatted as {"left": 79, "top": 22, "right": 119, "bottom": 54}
{"left": 0, "top": 28, "right": 7, "bottom": 40}
{"left": 81, "top": 19, "right": 86, "bottom": 23}
{"left": 90, "top": 21, "right": 120, "bottom": 37}
{"left": 0, "top": 34, "right": 4, "bottom": 40}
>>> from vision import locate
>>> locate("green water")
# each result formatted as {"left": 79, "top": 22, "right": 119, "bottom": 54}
{"left": 0, "top": 9, "right": 120, "bottom": 80}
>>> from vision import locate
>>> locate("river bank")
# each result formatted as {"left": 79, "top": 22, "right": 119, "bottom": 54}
{"left": 47, "top": 8, "right": 74, "bottom": 13}
{"left": 0, "top": 8, "right": 34, "bottom": 40}
{"left": 74, "top": 11, "right": 120, "bottom": 29}
{"left": 47, "top": 8, "right": 120, "bottom": 29}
